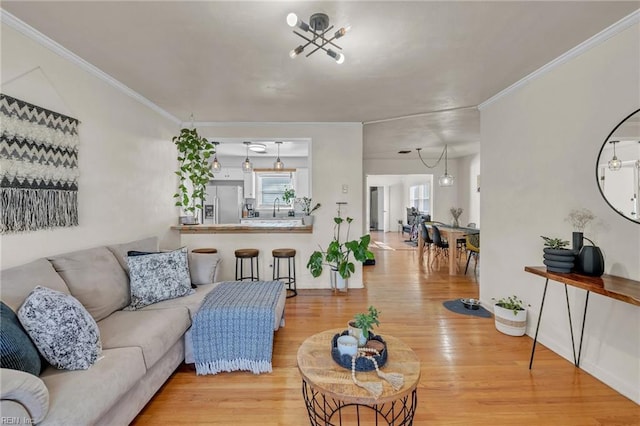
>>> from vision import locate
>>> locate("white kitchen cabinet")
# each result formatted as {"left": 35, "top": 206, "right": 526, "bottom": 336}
{"left": 212, "top": 167, "right": 244, "bottom": 181}
{"left": 243, "top": 172, "right": 255, "bottom": 198}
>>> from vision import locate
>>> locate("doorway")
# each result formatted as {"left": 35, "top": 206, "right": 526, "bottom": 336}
{"left": 369, "top": 187, "right": 385, "bottom": 231}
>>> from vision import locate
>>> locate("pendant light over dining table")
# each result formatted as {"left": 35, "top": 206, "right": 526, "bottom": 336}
{"left": 416, "top": 145, "right": 455, "bottom": 187}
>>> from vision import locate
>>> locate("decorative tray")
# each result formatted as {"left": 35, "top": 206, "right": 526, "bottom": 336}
{"left": 461, "top": 298, "right": 480, "bottom": 310}
{"left": 331, "top": 330, "right": 388, "bottom": 371}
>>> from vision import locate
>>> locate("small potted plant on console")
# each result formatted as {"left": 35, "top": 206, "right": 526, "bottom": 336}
{"left": 541, "top": 236, "right": 575, "bottom": 273}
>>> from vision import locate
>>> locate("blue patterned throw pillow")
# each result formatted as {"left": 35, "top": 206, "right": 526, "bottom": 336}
{"left": 125, "top": 247, "right": 194, "bottom": 310}
{"left": 18, "top": 286, "right": 102, "bottom": 370}
{"left": 0, "top": 302, "right": 42, "bottom": 375}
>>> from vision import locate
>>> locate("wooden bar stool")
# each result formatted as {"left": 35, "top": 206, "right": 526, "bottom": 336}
{"left": 272, "top": 248, "right": 297, "bottom": 298}
{"left": 235, "top": 248, "right": 259, "bottom": 281}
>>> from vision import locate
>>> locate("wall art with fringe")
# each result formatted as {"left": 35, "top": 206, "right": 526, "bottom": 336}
{"left": 0, "top": 93, "right": 80, "bottom": 233}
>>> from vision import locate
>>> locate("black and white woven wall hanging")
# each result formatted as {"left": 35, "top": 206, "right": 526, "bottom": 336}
{"left": 0, "top": 93, "right": 80, "bottom": 233}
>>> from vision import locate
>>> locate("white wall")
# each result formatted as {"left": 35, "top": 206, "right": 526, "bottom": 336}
{"left": 457, "top": 153, "right": 481, "bottom": 226}
{"left": 365, "top": 159, "right": 459, "bottom": 223}
{"left": 1, "top": 25, "right": 180, "bottom": 269}
{"left": 193, "top": 123, "right": 364, "bottom": 289}
{"left": 480, "top": 23, "right": 640, "bottom": 403}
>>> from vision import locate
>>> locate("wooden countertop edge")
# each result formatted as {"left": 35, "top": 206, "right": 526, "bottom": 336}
{"left": 171, "top": 225, "right": 313, "bottom": 234}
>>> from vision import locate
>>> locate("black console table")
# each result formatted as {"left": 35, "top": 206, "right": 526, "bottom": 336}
{"left": 525, "top": 266, "right": 640, "bottom": 369}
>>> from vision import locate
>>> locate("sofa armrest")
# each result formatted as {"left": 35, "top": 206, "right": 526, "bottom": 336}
{"left": 1, "top": 368, "right": 49, "bottom": 423}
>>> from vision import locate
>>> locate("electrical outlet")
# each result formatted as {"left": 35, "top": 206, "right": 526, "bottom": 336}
{"left": 342, "top": 184, "right": 348, "bottom": 193}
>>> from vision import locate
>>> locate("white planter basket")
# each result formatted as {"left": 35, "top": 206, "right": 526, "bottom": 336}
{"left": 494, "top": 304, "right": 527, "bottom": 336}
{"left": 330, "top": 268, "right": 348, "bottom": 293}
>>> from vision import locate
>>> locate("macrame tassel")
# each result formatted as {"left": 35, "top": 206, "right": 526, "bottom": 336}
{"left": 351, "top": 355, "right": 383, "bottom": 398}
{"left": 366, "top": 355, "right": 405, "bottom": 391}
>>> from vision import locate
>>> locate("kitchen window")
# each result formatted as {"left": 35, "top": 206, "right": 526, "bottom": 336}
{"left": 256, "top": 172, "right": 295, "bottom": 209}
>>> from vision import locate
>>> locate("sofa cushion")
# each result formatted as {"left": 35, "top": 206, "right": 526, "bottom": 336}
{"left": 125, "top": 248, "right": 194, "bottom": 310}
{"left": 18, "top": 287, "right": 102, "bottom": 371}
{"left": 40, "top": 347, "right": 145, "bottom": 426}
{"left": 98, "top": 307, "right": 190, "bottom": 369}
{"left": 48, "top": 247, "right": 130, "bottom": 321}
{"left": 0, "top": 302, "right": 42, "bottom": 376}
{"left": 0, "top": 258, "right": 71, "bottom": 312}
{"left": 107, "top": 237, "right": 159, "bottom": 275}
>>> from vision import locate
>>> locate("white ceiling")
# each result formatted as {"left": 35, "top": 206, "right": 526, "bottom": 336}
{"left": 2, "top": 1, "right": 638, "bottom": 159}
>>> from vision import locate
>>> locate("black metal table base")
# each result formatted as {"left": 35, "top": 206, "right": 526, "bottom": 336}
{"left": 302, "top": 379, "right": 417, "bottom": 425}
{"left": 529, "top": 278, "right": 590, "bottom": 369}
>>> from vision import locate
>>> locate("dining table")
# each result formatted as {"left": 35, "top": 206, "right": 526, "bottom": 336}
{"left": 418, "top": 223, "right": 479, "bottom": 275}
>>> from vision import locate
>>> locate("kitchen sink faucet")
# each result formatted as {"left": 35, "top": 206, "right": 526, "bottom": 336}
{"left": 273, "top": 197, "right": 280, "bottom": 217}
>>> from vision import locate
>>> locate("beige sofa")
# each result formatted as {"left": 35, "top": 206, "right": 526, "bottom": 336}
{"left": 0, "top": 237, "right": 229, "bottom": 425}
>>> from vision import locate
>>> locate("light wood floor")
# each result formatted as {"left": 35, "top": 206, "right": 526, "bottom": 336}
{"left": 133, "top": 231, "right": 639, "bottom": 425}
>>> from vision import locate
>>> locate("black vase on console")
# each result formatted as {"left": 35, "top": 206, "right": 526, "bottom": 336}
{"left": 572, "top": 232, "right": 583, "bottom": 253}
{"left": 577, "top": 237, "right": 605, "bottom": 277}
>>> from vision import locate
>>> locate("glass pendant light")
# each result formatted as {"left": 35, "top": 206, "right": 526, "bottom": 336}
{"left": 608, "top": 140, "right": 622, "bottom": 171}
{"left": 211, "top": 141, "right": 221, "bottom": 172}
{"left": 438, "top": 145, "right": 455, "bottom": 187}
{"left": 241, "top": 141, "right": 253, "bottom": 173}
{"left": 274, "top": 141, "right": 285, "bottom": 170}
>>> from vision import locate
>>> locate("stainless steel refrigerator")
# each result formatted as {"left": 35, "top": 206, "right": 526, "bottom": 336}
{"left": 204, "top": 182, "right": 243, "bottom": 224}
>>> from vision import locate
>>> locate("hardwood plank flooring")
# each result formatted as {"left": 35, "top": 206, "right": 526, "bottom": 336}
{"left": 133, "top": 231, "right": 639, "bottom": 425}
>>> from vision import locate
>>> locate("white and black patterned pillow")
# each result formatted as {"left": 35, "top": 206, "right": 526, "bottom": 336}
{"left": 18, "top": 286, "right": 102, "bottom": 370}
{"left": 125, "top": 247, "right": 194, "bottom": 310}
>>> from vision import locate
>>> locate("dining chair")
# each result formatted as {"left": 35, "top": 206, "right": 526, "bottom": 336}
{"left": 430, "top": 225, "right": 449, "bottom": 266}
{"left": 420, "top": 222, "right": 433, "bottom": 257}
{"left": 465, "top": 233, "right": 480, "bottom": 274}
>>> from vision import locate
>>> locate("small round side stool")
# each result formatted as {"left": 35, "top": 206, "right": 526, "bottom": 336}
{"left": 235, "top": 248, "right": 260, "bottom": 281}
{"left": 272, "top": 248, "right": 297, "bottom": 298}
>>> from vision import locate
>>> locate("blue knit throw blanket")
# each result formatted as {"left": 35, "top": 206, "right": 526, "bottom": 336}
{"left": 192, "top": 281, "right": 284, "bottom": 375}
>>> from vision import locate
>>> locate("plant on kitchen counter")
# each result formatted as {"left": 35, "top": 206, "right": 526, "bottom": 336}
{"left": 282, "top": 187, "right": 296, "bottom": 205}
{"left": 297, "top": 197, "right": 321, "bottom": 216}
{"left": 173, "top": 128, "right": 215, "bottom": 219}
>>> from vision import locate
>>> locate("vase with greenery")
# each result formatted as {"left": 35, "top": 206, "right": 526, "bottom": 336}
{"left": 541, "top": 236, "right": 574, "bottom": 273}
{"left": 282, "top": 187, "right": 296, "bottom": 216}
{"left": 307, "top": 213, "right": 374, "bottom": 290}
{"left": 565, "top": 208, "right": 596, "bottom": 252}
{"left": 347, "top": 305, "right": 380, "bottom": 346}
{"left": 493, "top": 295, "right": 527, "bottom": 336}
{"left": 450, "top": 207, "right": 463, "bottom": 228}
{"left": 297, "top": 197, "right": 321, "bottom": 225}
{"left": 172, "top": 128, "right": 215, "bottom": 224}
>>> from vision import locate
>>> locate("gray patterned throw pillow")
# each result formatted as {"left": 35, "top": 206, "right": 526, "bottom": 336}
{"left": 18, "top": 286, "right": 102, "bottom": 370}
{"left": 125, "top": 247, "right": 194, "bottom": 310}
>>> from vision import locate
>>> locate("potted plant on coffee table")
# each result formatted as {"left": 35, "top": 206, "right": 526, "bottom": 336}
{"left": 297, "top": 196, "right": 321, "bottom": 225}
{"left": 493, "top": 295, "right": 527, "bottom": 336}
{"left": 347, "top": 305, "right": 380, "bottom": 346}
{"left": 306, "top": 213, "right": 374, "bottom": 292}
{"left": 173, "top": 128, "right": 215, "bottom": 224}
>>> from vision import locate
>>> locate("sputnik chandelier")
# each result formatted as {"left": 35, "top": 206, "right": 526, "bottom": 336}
{"left": 287, "top": 12, "right": 350, "bottom": 64}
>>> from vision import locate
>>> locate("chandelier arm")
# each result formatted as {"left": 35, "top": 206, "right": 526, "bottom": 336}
{"left": 417, "top": 146, "right": 446, "bottom": 169}
{"left": 306, "top": 34, "right": 342, "bottom": 57}
{"left": 295, "top": 31, "right": 334, "bottom": 56}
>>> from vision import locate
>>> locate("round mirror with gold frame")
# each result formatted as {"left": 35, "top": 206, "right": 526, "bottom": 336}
{"left": 596, "top": 108, "right": 640, "bottom": 224}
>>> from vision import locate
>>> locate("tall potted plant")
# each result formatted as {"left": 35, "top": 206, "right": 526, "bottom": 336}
{"left": 297, "top": 197, "right": 321, "bottom": 225}
{"left": 173, "top": 128, "right": 215, "bottom": 224}
{"left": 307, "top": 214, "right": 374, "bottom": 291}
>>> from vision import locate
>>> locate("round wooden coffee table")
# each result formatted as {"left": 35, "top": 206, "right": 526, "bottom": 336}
{"left": 297, "top": 329, "right": 421, "bottom": 425}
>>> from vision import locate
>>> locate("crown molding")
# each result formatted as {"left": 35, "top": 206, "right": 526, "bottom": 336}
{"left": 188, "top": 121, "right": 363, "bottom": 128}
{"left": 479, "top": 9, "right": 640, "bottom": 110}
{"left": 1, "top": 9, "right": 181, "bottom": 124}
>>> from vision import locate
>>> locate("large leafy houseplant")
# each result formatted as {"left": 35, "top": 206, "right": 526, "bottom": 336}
{"left": 172, "top": 128, "right": 215, "bottom": 219}
{"left": 307, "top": 214, "right": 374, "bottom": 279}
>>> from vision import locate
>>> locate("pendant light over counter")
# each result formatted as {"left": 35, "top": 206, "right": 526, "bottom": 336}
{"left": 241, "top": 141, "right": 253, "bottom": 173}
{"left": 211, "top": 141, "right": 221, "bottom": 172}
{"left": 274, "top": 141, "right": 285, "bottom": 170}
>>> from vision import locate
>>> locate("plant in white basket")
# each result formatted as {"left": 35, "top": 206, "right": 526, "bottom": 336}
{"left": 493, "top": 295, "right": 527, "bottom": 336}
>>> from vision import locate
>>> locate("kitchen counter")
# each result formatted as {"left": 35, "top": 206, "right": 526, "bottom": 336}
{"left": 171, "top": 223, "right": 312, "bottom": 234}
